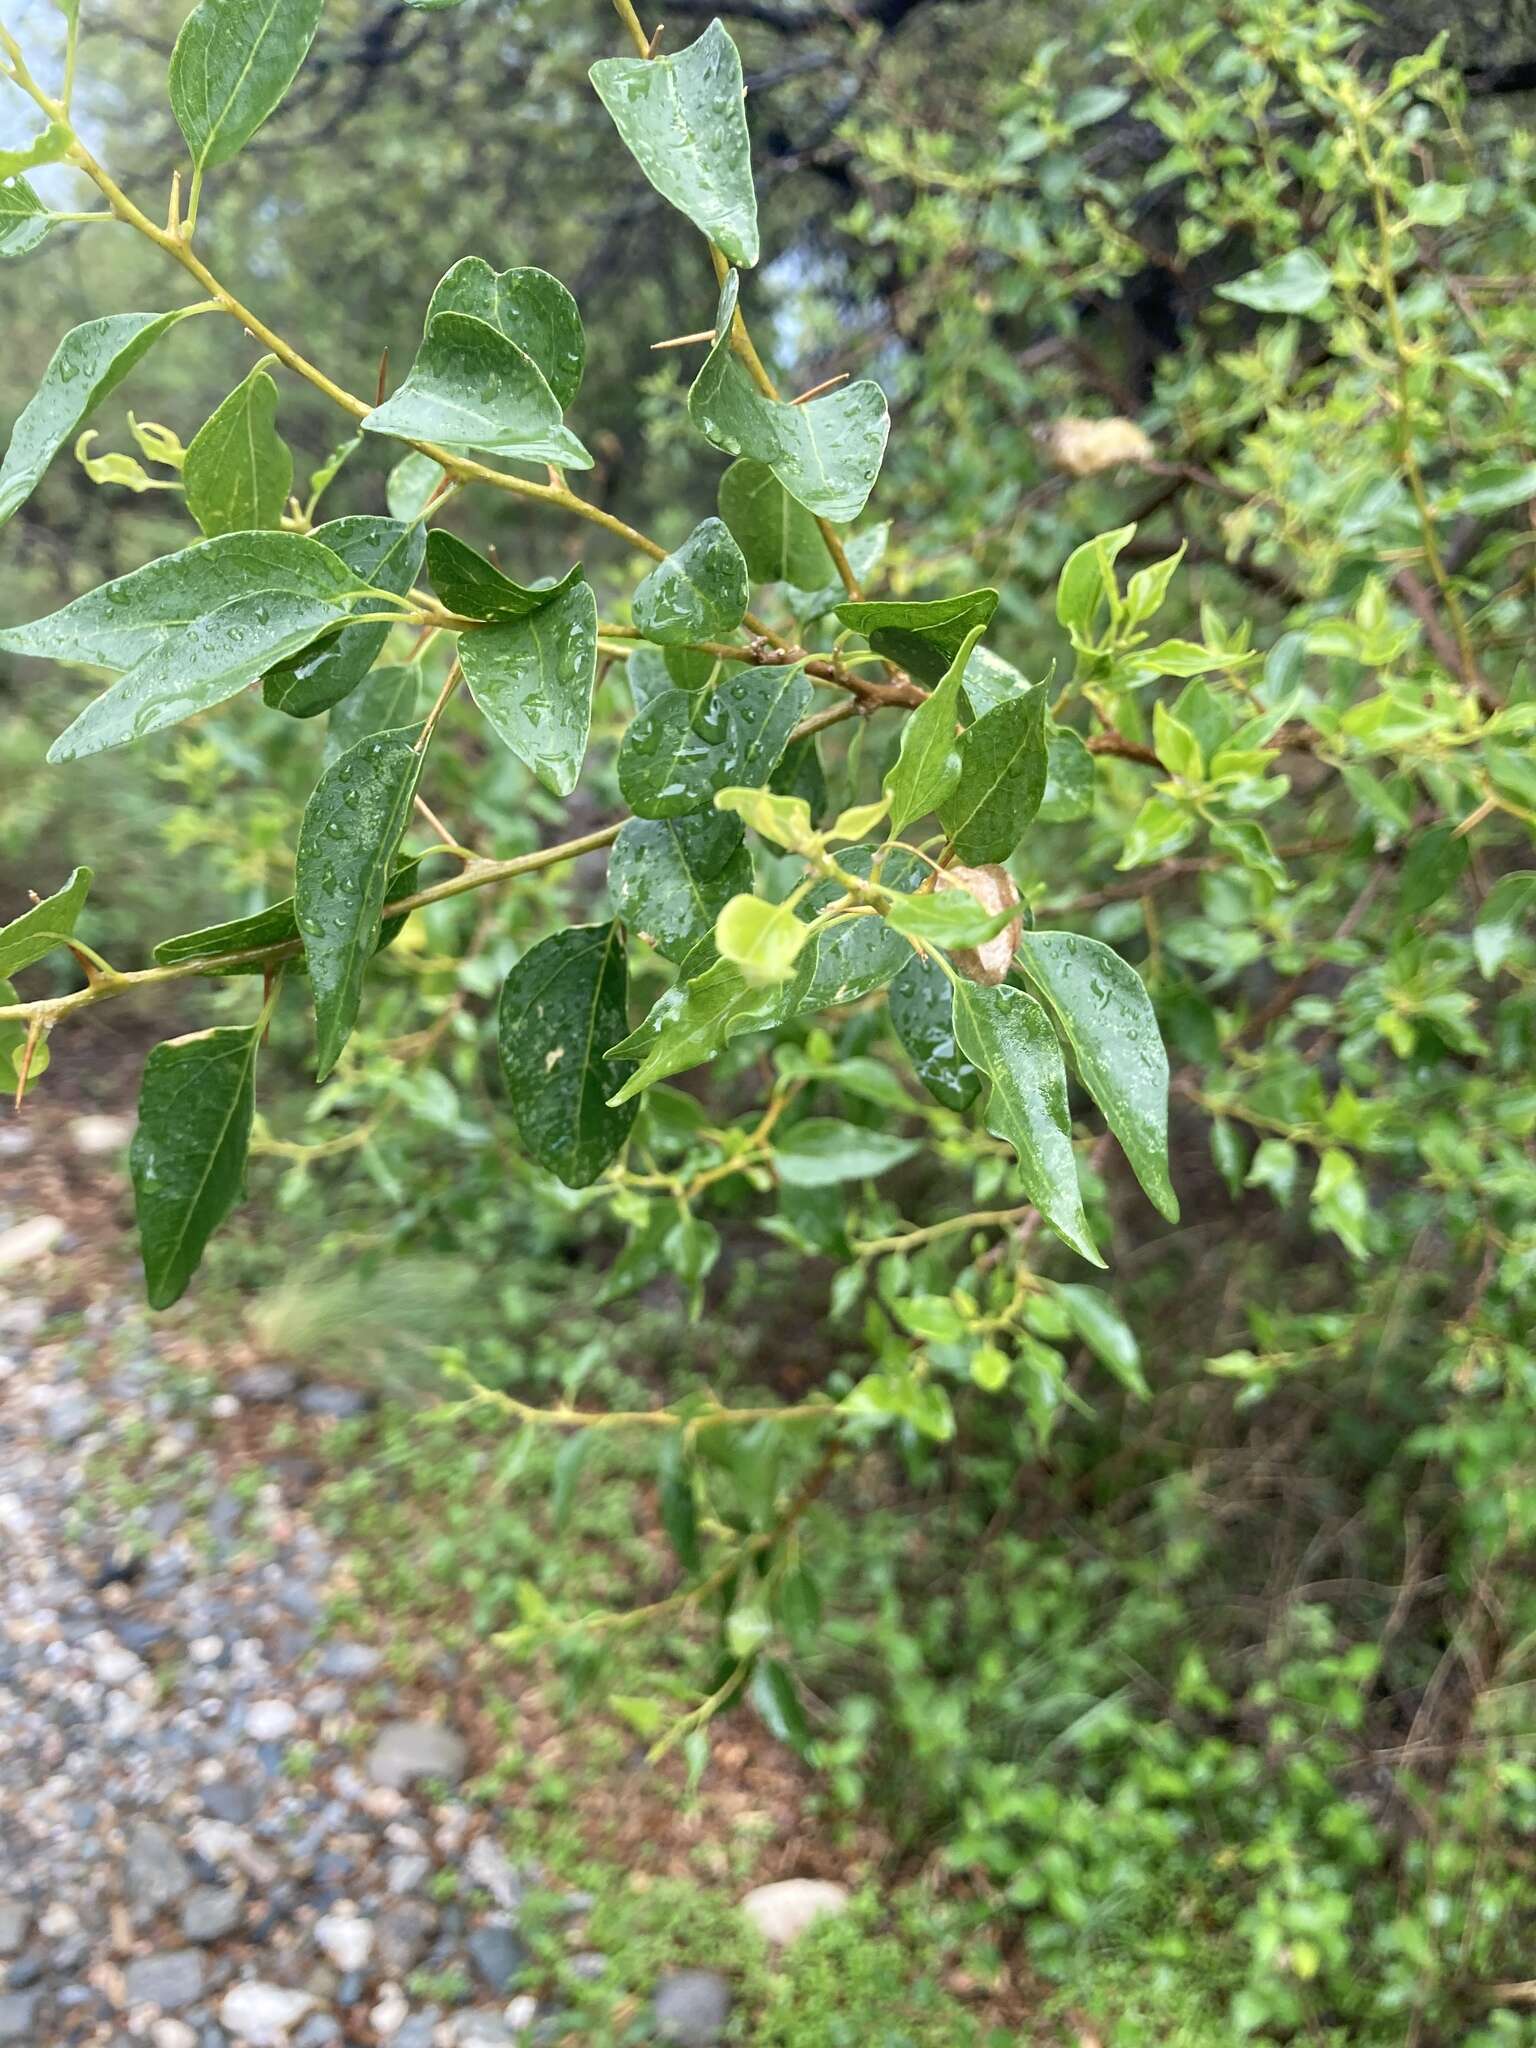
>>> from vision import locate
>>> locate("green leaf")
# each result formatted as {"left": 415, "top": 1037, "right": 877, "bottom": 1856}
{"left": 608, "top": 812, "right": 751, "bottom": 962}
{"left": 183, "top": 361, "right": 292, "bottom": 537}
{"left": 152, "top": 897, "right": 297, "bottom": 973}
{"left": 1055, "top": 524, "right": 1135, "bottom": 644}
{"left": 295, "top": 726, "right": 425, "bottom": 1078}
{"left": 263, "top": 516, "right": 426, "bottom": 718}
{"left": 1038, "top": 727, "right": 1094, "bottom": 822}
{"left": 1050, "top": 1283, "right": 1147, "bottom": 1397}
{"left": 836, "top": 589, "right": 998, "bottom": 687}
{"left": 458, "top": 577, "right": 598, "bottom": 797}
{"left": 425, "top": 530, "right": 582, "bottom": 622}
{"left": 607, "top": 954, "right": 803, "bottom": 1102}
{"left": 131, "top": 1025, "right": 259, "bottom": 1309}
{"left": 426, "top": 257, "right": 584, "bottom": 412}
{"left": 386, "top": 450, "right": 444, "bottom": 521}
{"left": 951, "top": 979, "right": 1103, "bottom": 1266}
{"left": 773, "top": 1117, "right": 918, "bottom": 1187}
{"left": 0, "top": 122, "right": 70, "bottom": 180}
{"left": 689, "top": 274, "right": 888, "bottom": 523}
{"left": 633, "top": 518, "right": 749, "bottom": 646}
{"left": 658, "top": 1437, "right": 701, "bottom": 1573}
{"left": 589, "top": 19, "right": 759, "bottom": 268}
{"left": 0, "top": 176, "right": 52, "bottom": 260}
{"left": 1215, "top": 248, "right": 1332, "bottom": 316}
{"left": 750, "top": 1658, "right": 810, "bottom": 1754}
{"left": 0, "top": 866, "right": 92, "bottom": 978}
{"left": 790, "top": 846, "right": 922, "bottom": 1015}
{"left": 883, "top": 889, "right": 1017, "bottom": 950}
{"left": 883, "top": 623, "right": 982, "bottom": 834}
{"left": 712, "top": 784, "right": 819, "bottom": 852}
{"left": 0, "top": 980, "right": 49, "bottom": 1096}
{"left": 0, "top": 309, "right": 194, "bottom": 528}
{"left": 618, "top": 663, "right": 812, "bottom": 819}
{"left": 715, "top": 893, "right": 810, "bottom": 985}
{"left": 169, "top": 0, "right": 325, "bottom": 171}
{"left": 1397, "top": 822, "right": 1468, "bottom": 918}
{"left": 938, "top": 685, "right": 1048, "bottom": 863}
{"left": 32, "top": 533, "right": 359, "bottom": 762}
{"left": 3, "top": 526, "right": 353, "bottom": 664}
{"left": 326, "top": 664, "right": 421, "bottom": 764}
{"left": 717, "top": 458, "right": 833, "bottom": 586}
{"left": 1473, "top": 871, "right": 1536, "bottom": 979}
{"left": 887, "top": 952, "right": 979, "bottom": 1111}
{"left": 363, "top": 311, "right": 593, "bottom": 469}
{"left": 1014, "top": 930, "right": 1177, "bottom": 1222}
{"left": 498, "top": 922, "right": 639, "bottom": 1185}
{"left": 1311, "top": 1147, "right": 1369, "bottom": 1260}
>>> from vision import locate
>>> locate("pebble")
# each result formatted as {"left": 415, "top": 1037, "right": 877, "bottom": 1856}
{"left": 68, "top": 1112, "right": 134, "bottom": 1156}
{"left": 123, "top": 1948, "right": 206, "bottom": 2010}
{"left": 739, "top": 1878, "right": 850, "bottom": 1948}
{"left": 245, "top": 1699, "right": 300, "bottom": 1742}
{"left": 368, "top": 1985, "right": 409, "bottom": 2039}
{"left": 365, "top": 1721, "right": 469, "bottom": 1791}
{"left": 151, "top": 2020, "right": 198, "bottom": 2048}
{"left": 463, "top": 1838, "right": 524, "bottom": 1916}
{"left": 445, "top": 2012, "right": 516, "bottom": 2046}
{"left": 652, "top": 1969, "right": 733, "bottom": 2046}
{"left": 466, "top": 1921, "right": 527, "bottom": 1993}
{"left": 313, "top": 1908, "right": 373, "bottom": 1973}
{"left": 297, "top": 1384, "right": 370, "bottom": 1419}
{"left": 316, "top": 1642, "right": 380, "bottom": 1680}
{"left": 181, "top": 1887, "right": 242, "bottom": 1944}
{"left": 218, "top": 1982, "right": 319, "bottom": 2044}
{"left": 0, "top": 1904, "right": 30, "bottom": 1956}
{"left": 0, "top": 1994, "right": 38, "bottom": 2043}
{"left": 125, "top": 1819, "right": 193, "bottom": 1919}
{"left": 0, "top": 1214, "right": 65, "bottom": 1272}
{"left": 231, "top": 1365, "right": 298, "bottom": 1403}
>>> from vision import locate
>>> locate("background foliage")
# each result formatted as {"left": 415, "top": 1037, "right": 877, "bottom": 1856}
{"left": 3, "top": 0, "right": 1536, "bottom": 2042}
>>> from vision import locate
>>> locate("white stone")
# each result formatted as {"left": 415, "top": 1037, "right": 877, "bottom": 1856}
{"left": 68, "top": 1112, "right": 134, "bottom": 1157}
{"left": 368, "top": 1984, "right": 409, "bottom": 2039}
{"left": 245, "top": 1699, "right": 300, "bottom": 1742}
{"left": 739, "top": 1879, "right": 850, "bottom": 1948}
{"left": 218, "top": 1982, "right": 318, "bottom": 2045}
{"left": 151, "top": 2022, "right": 198, "bottom": 2048}
{"left": 0, "top": 1215, "right": 65, "bottom": 1273}
{"left": 504, "top": 1995, "right": 537, "bottom": 2033}
{"left": 314, "top": 1907, "right": 374, "bottom": 1972}
{"left": 189, "top": 1637, "right": 224, "bottom": 1665}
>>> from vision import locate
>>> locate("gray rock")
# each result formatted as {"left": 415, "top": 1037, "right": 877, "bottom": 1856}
{"left": 466, "top": 1921, "right": 527, "bottom": 1993}
{"left": 373, "top": 1902, "right": 437, "bottom": 1974}
{"left": 391, "top": 2020, "right": 438, "bottom": 2048}
{"left": 124, "top": 1949, "right": 205, "bottom": 2011}
{"left": 201, "top": 1780, "right": 256, "bottom": 1826}
{"left": 294, "top": 2016, "right": 341, "bottom": 2047}
{"left": 364, "top": 1721, "right": 468, "bottom": 1791}
{"left": 181, "top": 1887, "right": 242, "bottom": 1944}
{"left": 738, "top": 1878, "right": 849, "bottom": 1948}
{"left": 568, "top": 1951, "right": 607, "bottom": 1982}
{"left": 3, "top": 1950, "right": 44, "bottom": 1989}
{"left": 244, "top": 1699, "right": 300, "bottom": 1742}
{"left": 45, "top": 1387, "right": 98, "bottom": 1445}
{"left": 0, "top": 1215, "right": 65, "bottom": 1273}
{"left": 297, "top": 1384, "right": 370, "bottom": 1419}
{"left": 126, "top": 1819, "right": 193, "bottom": 1919}
{"left": 652, "top": 1970, "right": 732, "bottom": 2046}
{"left": 232, "top": 1365, "right": 298, "bottom": 1403}
{"left": 0, "top": 1905, "right": 29, "bottom": 1958}
{"left": 316, "top": 1643, "right": 380, "bottom": 1681}
{"left": 0, "top": 1993, "right": 38, "bottom": 2043}
{"left": 463, "top": 1838, "right": 525, "bottom": 1916}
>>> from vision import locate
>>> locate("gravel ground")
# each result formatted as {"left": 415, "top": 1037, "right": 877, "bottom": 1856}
{"left": 0, "top": 1114, "right": 784, "bottom": 2047}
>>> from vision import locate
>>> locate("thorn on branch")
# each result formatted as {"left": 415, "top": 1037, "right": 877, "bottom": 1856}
{"left": 650, "top": 328, "right": 715, "bottom": 351}
{"left": 790, "top": 371, "right": 849, "bottom": 406}
{"left": 375, "top": 347, "right": 389, "bottom": 408}
{"left": 645, "top": 21, "right": 666, "bottom": 55}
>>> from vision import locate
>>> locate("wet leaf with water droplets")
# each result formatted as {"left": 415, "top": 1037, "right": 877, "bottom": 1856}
{"left": 632, "top": 518, "right": 749, "bottom": 646}
{"left": 688, "top": 275, "right": 888, "bottom": 523}
{"left": 608, "top": 812, "right": 751, "bottom": 963}
{"left": 325, "top": 663, "right": 421, "bottom": 764}
{"left": 363, "top": 311, "right": 592, "bottom": 470}
{"left": 0, "top": 309, "right": 195, "bottom": 528}
{"left": 170, "top": 0, "right": 325, "bottom": 172}
{"left": 717, "top": 459, "right": 833, "bottom": 587}
{"left": 131, "top": 1025, "right": 260, "bottom": 1309}
{"left": 607, "top": 952, "right": 808, "bottom": 1104}
{"left": 617, "top": 664, "right": 812, "bottom": 819}
{"left": 0, "top": 177, "right": 53, "bottom": 261}
{"left": 1014, "top": 930, "right": 1177, "bottom": 1222}
{"left": 887, "top": 952, "right": 980, "bottom": 1112}
{"left": 426, "top": 258, "right": 585, "bottom": 412}
{"left": 590, "top": 21, "right": 759, "bottom": 268}
{"left": 263, "top": 517, "right": 426, "bottom": 718}
{"left": 951, "top": 979, "right": 1103, "bottom": 1266}
{"left": 295, "top": 725, "right": 425, "bottom": 1078}
{"left": 458, "top": 577, "right": 597, "bottom": 796}
{"left": 836, "top": 588, "right": 998, "bottom": 687}
{"left": 497, "top": 922, "right": 638, "bottom": 1186}
{"left": 938, "top": 685, "right": 1048, "bottom": 864}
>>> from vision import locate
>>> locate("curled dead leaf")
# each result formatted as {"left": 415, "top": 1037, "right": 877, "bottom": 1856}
{"left": 939, "top": 862, "right": 1021, "bottom": 985}
{"left": 1038, "top": 416, "right": 1155, "bottom": 477}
